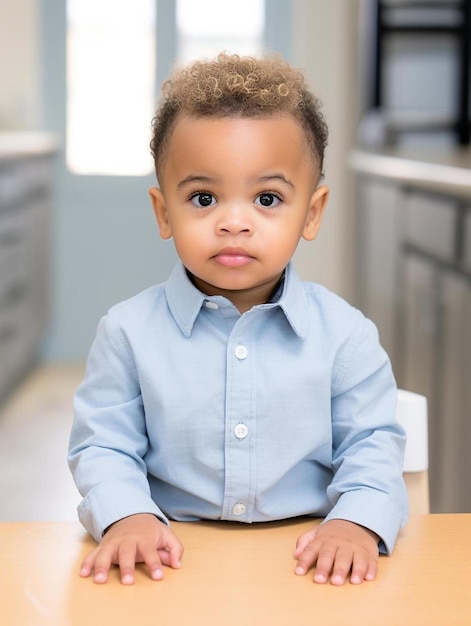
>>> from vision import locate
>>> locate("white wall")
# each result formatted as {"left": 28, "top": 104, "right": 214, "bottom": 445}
{"left": 0, "top": 0, "right": 41, "bottom": 130}
{"left": 290, "top": 0, "right": 361, "bottom": 302}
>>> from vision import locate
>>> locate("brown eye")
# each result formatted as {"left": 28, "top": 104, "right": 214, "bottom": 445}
{"left": 190, "top": 193, "right": 216, "bottom": 208}
{"left": 255, "top": 193, "right": 281, "bottom": 208}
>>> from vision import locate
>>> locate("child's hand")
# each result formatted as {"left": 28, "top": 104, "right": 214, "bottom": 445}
{"left": 293, "top": 519, "right": 379, "bottom": 585}
{"left": 79, "top": 513, "right": 184, "bottom": 585}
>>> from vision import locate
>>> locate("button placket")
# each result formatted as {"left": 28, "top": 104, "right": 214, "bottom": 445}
{"left": 222, "top": 323, "right": 257, "bottom": 522}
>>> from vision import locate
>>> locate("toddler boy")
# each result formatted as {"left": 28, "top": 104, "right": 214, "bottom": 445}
{"left": 69, "top": 52, "right": 408, "bottom": 586}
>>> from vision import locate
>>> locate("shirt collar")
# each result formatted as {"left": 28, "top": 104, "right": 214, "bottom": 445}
{"left": 276, "top": 263, "right": 309, "bottom": 338}
{"left": 165, "top": 262, "right": 309, "bottom": 338}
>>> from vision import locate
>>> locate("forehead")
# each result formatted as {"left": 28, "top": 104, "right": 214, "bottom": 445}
{"left": 171, "top": 112, "right": 304, "bottom": 142}
{"left": 161, "top": 114, "right": 317, "bottom": 180}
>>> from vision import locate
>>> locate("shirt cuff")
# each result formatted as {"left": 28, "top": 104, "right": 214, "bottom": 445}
{"left": 77, "top": 479, "right": 169, "bottom": 542}
{"left": 323, "top": 489, "right": 407, "bottom": 555}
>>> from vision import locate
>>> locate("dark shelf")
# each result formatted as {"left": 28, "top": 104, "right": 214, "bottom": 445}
{"left": 371, "top": 0, "right": 470, "bottom": 144}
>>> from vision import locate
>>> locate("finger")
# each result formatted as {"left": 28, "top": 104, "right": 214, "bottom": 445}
{"left": 312, "top": 544, "right": 339, "bottom": 584}
{"left": 294, "top": 541, "right": 320, "bottom": 576}
{"left": 364, "top": 560, "right": 378, "bottom": 582}
{"left": 350, "top": 553, "right": 378, "bottom": 585}
{"left": 79, "top": 548, "right": 99, "bottom": 578}
{"left": 92, "top": 547, "right": 116, "bottom": 584}
{"left": 327, "top": 548, "right": 354, "bottom": 586}
{"left": 118, "top": 542, "right": 138, "bottom": 585}
{"left": 293, "top": 529, "right": 317, "bottom": 558}
{"left": 159, "top": 536, "right": 184, "bottom": 570}
{"left": 138, "top": 542, "right": 164, "bottom": 581}
{"left": 348, "top": 549, "right": 370, "bottom": 585}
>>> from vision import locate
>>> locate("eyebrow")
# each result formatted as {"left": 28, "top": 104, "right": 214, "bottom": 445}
{"left": 176, "top": 172, "right": 296, "bottom": 190}
{"left": 251, "top": 173, "right": 295, "bottom": 189}
{"left": 177, "top": 175, "right": 219, "bottom": 190}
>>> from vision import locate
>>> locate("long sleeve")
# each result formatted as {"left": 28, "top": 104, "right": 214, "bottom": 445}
{"left": 68, "top": 313, "right": 168, "bottom": 542}
{"left": 324, "top": 315, "right": 408, "bottom": 554}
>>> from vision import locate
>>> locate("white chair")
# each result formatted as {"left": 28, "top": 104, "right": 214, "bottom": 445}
{"left": 395, "top": 389, "right": 430, "bottom": 514}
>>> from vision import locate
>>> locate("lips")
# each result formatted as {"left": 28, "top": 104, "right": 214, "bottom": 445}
{"left": 213, "top": 247, "right": 254, "bottom": 268}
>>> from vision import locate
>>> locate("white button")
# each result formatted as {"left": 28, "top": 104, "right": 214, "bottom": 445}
{"left": 234, "top": 423, "right": 249, "bottom": 439}
{"left": 235, "top": 344, "right": 248, "bottom": 360}
{"left": 205, "top": 301, "right": 219, "bottom": 310}
{"left": 232, "top": 503, "right": 246, "bottom": 516}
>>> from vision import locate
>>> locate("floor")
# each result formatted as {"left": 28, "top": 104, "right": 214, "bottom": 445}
{"left": 0, "top": 362, "right": 85, "bottom": 521}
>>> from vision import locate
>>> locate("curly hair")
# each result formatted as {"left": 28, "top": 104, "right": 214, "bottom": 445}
{"left": 150, "top": 52, "right": 328, "bottom": 181}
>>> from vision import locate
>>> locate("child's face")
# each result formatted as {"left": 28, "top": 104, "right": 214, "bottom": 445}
{"left": 149, "top": 114, "right": 329, "bottom": 313}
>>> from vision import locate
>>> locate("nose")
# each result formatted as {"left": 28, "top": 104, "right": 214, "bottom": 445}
{"left": 216, "top": 205, "right": 253, "bottom": 235}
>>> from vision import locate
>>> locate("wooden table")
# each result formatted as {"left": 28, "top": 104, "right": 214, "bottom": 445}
{"left": 1, "top": 515, "right": 470, "bottom": 626}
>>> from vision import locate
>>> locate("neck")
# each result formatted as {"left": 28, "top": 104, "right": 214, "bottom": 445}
{"left": 188, "top": 271, "right": 285, "bottom": 314}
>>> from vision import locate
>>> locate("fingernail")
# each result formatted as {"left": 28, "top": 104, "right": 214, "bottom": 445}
{"left": 122, "top": 574, "right": 134, "bottom": 585}
{"left": 295, "top": 566, "right": 304, "bottom": 575}
{"left": 151, "top": 569, "right": 163, "bottom": 580}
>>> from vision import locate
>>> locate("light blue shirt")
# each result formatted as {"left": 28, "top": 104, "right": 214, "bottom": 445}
{"left": 69, "top": 262, "right": 408, "bottom": 553}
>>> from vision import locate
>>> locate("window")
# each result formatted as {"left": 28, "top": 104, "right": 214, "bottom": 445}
{"left": 66, "top": 0, "right": 156, "bottom": 176}
{"left": 176, "top": 0, "right": 265, "bottom": 63}
{"left": 66, "top": 0, "right": 266, "bottom": 176}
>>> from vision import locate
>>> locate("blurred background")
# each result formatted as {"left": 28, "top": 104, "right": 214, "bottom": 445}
{"left": 0, "top": 0, "right": 469, "bottom": 520}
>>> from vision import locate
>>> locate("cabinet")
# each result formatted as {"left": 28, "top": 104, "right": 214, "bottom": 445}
{"left": 352, "top": 147, "right": 471, "bottom": 513}
{"left": 361, "top": 0, "right": 470, "bottom": 145}
{"left": 0, "top": 134, "right": 57, "bottom": 402}
{"left": 401, "top": 253, "right": 471, "bottom": 512}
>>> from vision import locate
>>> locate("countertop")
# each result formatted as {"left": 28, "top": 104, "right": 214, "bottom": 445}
{"left": 2, "top": 515, "right": 471, "bottom": 626}
{"left": 349, "top": 145, "right": 471, "bottom": 199}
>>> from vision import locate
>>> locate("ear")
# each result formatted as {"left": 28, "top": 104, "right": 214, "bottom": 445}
{"left": 302, "top": 185, "right": 329, "bottom": 241}
{"left": 149, "top": 186, "right": 173, "bottom": 240}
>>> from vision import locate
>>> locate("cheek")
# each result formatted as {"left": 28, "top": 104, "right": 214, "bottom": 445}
{"left": 264, "top": 218, "right": 306, "bottom": 248}
{"left": 171, "top": 222, "right": 208, "bottom": 257}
